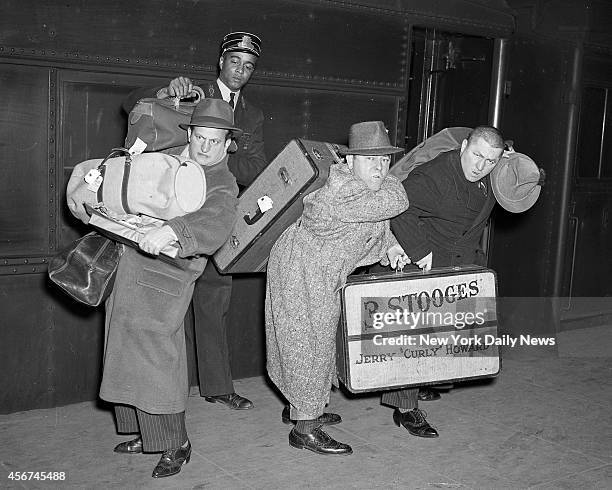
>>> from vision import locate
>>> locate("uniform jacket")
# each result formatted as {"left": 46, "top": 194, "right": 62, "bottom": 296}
{"left": 124, "top": 80, "right": 267, "bottom": 187}
{"left": 391, "top": 149, "right": 495, "bottom": 267}
{"left": 99, "top": 154, "right": 238, "bottom": 414}
{"left": 265, "top": 163, "right": 409, "bottom": 416}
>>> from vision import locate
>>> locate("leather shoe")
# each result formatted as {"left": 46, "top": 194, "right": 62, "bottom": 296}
{"left": 418, "top": 387, "right": 441, "bottom": 401}
{"left": 113, "top": 436, "right": 143, "bottom": 454}
{"left": 204, "top": 393, "right": 254, "bottom": 410}
{"left": 151, "top": 440, "right": 191, "bottom": 478}
{"left": 289, "top": 427, "right": 352, "bottom": 455}
{"left": 393, "top": 408, "right": 439, "bottom": 438}
{"left": 281, "top": 406, "right": 341, "bottom": 426}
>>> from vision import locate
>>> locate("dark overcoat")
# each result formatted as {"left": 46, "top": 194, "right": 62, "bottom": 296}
{"left": 98, "top": 153, "right": 238, "bottom": 414}
{"left": 391, "top": 149, "right": 496, "bottom": 267}
{"left": 265, "top": 163, "right": 409, "bottom": 417}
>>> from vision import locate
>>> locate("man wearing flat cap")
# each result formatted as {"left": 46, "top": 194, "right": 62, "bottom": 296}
{"left": 125, "top": 31, "right": 267, "bottom": 411}
{"left": 101, "top": 98, "right": 240, "bottom": 478}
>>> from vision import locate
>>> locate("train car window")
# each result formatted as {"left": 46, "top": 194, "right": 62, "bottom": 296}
{"left": 576, "top": 86, "right": 610, "bottom": 181}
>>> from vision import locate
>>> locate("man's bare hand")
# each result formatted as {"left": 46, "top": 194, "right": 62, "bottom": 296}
{"left": 165, "top": 76, "right": 194, "bottom": 98}
{"left": 415, "top": 252, "right": 432, "bottom": 272}
{"left": 139, "top": 225, "right": 177, "bottom": 256}
{"left": 387, "top": 244, "right": 411, "bottom": 270}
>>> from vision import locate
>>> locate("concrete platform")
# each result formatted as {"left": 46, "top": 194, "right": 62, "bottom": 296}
{"left": 1, "top": 344, "right": 611, "bottom": 489}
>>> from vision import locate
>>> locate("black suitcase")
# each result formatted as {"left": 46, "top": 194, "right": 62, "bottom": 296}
{"left": 213, "top": 139, "right": 341, "bottom": 273}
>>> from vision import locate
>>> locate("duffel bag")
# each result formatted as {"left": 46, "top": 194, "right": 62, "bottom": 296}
{"left": 389, "top": 127, "right": 472, "bottom": 181}
{"left": 66, "top": 148, "right": 207, "bottom": 223}
{"left": 124, "top": 86, "right": 205, "bottom": 152}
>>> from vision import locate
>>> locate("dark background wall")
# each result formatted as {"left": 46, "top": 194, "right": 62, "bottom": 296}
{"left": 1, "top": 0, "right": 610, "bottom": 413}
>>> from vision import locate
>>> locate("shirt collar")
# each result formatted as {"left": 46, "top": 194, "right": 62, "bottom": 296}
{"left": 216, "top": 78, "right": 240, "bottom": 107}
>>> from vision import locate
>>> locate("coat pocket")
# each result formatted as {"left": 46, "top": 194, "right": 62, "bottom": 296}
{"left": 137, "top": 267, "right": 184, "bottom": 297}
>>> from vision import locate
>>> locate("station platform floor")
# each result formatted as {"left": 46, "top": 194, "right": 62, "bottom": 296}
{"left": 2, "top": 341, "right": 611, "bottom": 489}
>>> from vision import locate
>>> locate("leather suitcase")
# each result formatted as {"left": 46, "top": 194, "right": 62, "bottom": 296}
{"left": 337, "top": 265, "right": 501, "bottom": 393}
{"left": 213, "top": 139, "right": 340, "bottom": 273}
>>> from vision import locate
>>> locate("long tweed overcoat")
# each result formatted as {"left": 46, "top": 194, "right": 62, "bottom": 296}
{"left": 265, "top": 162, "right": 409, "bottom": 417}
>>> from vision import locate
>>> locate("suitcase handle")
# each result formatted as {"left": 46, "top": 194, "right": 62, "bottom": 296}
{"left": 243, "top": 195, "right": 274, "bottom": 226}
{"left": 243, "top": 207, "right": 265, "bottom": 225}
{"left": 278, "top": 167, "right": 291, "bottom": 186}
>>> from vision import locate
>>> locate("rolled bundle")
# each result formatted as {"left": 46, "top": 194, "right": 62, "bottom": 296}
{"left": 66, "top": 152, "right": 207, "bottom": 224}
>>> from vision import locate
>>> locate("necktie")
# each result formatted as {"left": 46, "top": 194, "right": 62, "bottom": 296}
{"left": 229, "top": 92, "right": 235, "bottom": 109}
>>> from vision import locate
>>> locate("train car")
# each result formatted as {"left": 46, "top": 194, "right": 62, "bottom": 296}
{"left": 1, "top": 0, "right": 611, "bottom": 414}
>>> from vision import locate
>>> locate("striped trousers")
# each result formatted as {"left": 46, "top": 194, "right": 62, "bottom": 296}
{"left": 114, "top": 404, "right": 187, "bottom": 452}
{"left": 381, "top": 388, "right": 418, "bottom": 410}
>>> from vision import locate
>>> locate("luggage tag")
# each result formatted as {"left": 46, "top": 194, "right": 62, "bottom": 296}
{"left": 128, "top": 137, "right": 147, "bottom": 156}
{"left": 84, "top": 169, "right": 103, "bottom": 193}
{"left": 257, "top": 196, "right": 274, "bottom": 213}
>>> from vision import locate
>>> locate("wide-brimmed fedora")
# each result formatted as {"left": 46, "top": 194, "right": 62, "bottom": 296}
{"left": 338, "top": 121, "right": 404, "bottom": 156}
{"left": 179, "top": 98, "right": 243, "bottom": 138}
{"left": 491, "top": 152, "right": 544, "bottom": 213}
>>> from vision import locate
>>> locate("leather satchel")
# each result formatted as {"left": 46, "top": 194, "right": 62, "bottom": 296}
{"left": 48, "top": 232, "right": 123, "bottom": 306}
{"left": 124, "top": 86, "right": 205, "bottom": 152}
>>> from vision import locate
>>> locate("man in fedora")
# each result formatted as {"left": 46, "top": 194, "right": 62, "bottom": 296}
{"left": 126, "top": 32, "right": 267, "bottom": 410}
{"left": 100, "top": 98, "right": 241, "bottom": 478}
{"left": 266, "top": 121, "right": 409, "bottom": 455}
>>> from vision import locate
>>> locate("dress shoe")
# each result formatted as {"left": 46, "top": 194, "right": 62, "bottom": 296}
{"left": 151, "top": 440, "right": 191, "bottom": 478}
{"left": 418, "top": 387, "right": 441, "bottom": 401}
{"left": 288, "top": 427, "right": 353, "bottom": 455}
{"left": 393, "top": 408, "right": 439, "bottom": 438}
{"left": 113, "top": 436, "right": 143, "bottom": 454}
{"left": 281, "top": 406, "right": 341, "bottom": 426}
{"left": 204, "top": 392, "right": 254, "bottom": 410}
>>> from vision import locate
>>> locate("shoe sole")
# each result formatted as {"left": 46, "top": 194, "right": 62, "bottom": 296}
{"left": 418, "top": 395, "right": 441, "bottom": 401}
{"left": 289, "top": 439, "right": 353, "bottom": 455}
{"left": 393, "top": 414, "right": 439, "bottom": 438}
{"left": 282, "top": 417, "right": 341, "bottom": 426}
{"left": 151, "top": 454, "right": 191, "bottom": 478}
{"left": 407, "top": 430, "right": 439, "bottom": 438}
{"left": 113, "top": 448, "right": 143, "bottom": 454}
{"left": 204, "top": 398, "right": 254, "bottom": 410}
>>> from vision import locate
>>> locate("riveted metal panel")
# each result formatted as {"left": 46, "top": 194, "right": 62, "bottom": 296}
{"left": 0, "top": 64, "right": 51, "bottom": 257}
{"left": 245, "top": 84, "right": 400, "bottom": 160}
{"left": 489, "top": 39, "right": 571, "bottom": 301}
{"left": 0, "top": 273, "right": 104, "bottom": 413}
{"left": 0, "top": 0, "right": 410, "bottom": 89}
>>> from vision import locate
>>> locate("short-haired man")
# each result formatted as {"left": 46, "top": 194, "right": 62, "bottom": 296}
{"left": 101, "top": 99, "right": 240, "bottom": 478}
{"left": 382, "top": 126, "right": 505, "bottom": 438}
{"left": 142, "top": 32, "right": 267, "bottom": 410}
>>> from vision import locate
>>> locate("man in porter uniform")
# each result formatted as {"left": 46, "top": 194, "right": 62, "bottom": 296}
{"left": 153, "top": 32, "right": 267, "bottom": 410}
